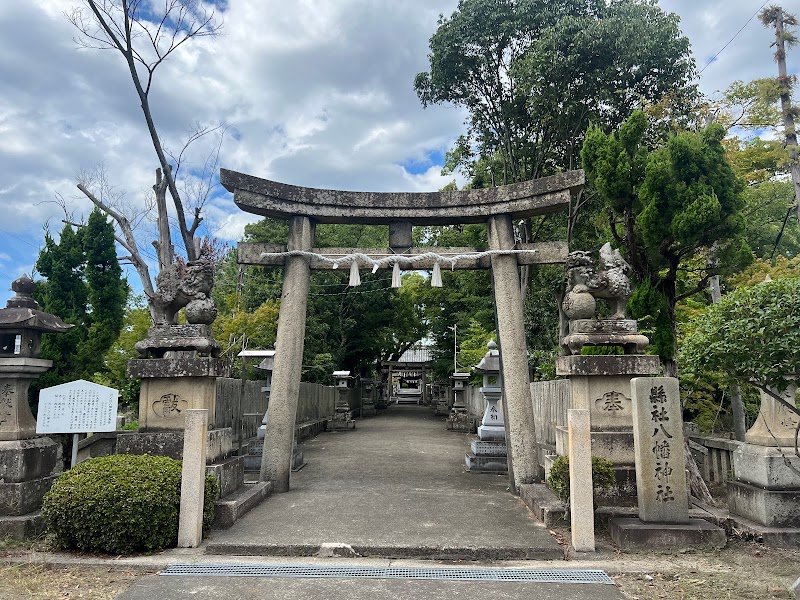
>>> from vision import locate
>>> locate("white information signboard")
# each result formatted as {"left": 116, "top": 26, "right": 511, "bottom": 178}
{"left": 36, "top": 380, "right": 119, "bottom": 434}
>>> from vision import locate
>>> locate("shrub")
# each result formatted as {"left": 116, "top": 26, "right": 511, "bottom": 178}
{"left": 42, "top": 454, "right": 219, "bottom": 554}
{"left": 547, "top": 455, "right": 617, "bottom": 503}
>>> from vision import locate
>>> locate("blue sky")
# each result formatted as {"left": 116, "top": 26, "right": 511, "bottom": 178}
{"left": 0, "top": 0, "right": 797, "bottom": 307}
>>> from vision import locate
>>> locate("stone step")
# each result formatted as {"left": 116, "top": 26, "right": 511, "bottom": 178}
{"left": 213, "top": 481, "right": 272, "bottom": 529}
{"left": 464, "top": 453, "right": 507, "bottom": 473}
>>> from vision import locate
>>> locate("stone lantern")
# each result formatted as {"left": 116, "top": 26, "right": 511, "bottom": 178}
{"left": 0, "top": 275, "right": 72, "bottom": 441}
{"left": 0, "top": 275, "right": 72, "bottom": 537}
{"left": 446, "top": 371, "right": 471, "bottom": 432}
{"left": 433, "top": 382, "right": 449, "bottom": 416}
{"left": 256, "top": 350, "right": 276, "bottom": 399}
{"left": 465, "top": 341, "right": 508, "bottom": 473}
{"left": 237, "top": 348, "right": 275, "bottom": 441}
{"left": 473, "top": 341, "right": 504, "bottom": 440}
{"left": 361, "top": 378, "right": 377, "bottom": 417}
{"left": 376, "top": 366, "right": 389, "bottom": 410}
{"left": 330, "top": 370, "right": 355, "bottom": 430}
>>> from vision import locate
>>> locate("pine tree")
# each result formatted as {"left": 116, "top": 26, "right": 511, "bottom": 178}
{"left": 80, "top": 209, "right": 128, "bottom": 378}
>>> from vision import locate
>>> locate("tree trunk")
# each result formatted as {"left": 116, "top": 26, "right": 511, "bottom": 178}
{"left": 768, "top": 8, "right": 800, "bottom": 221}
{"left": 709, "top": 274, "right": 747, "bottom": 440}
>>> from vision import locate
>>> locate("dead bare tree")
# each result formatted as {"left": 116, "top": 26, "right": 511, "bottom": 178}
{"left": 65, "top": 0, "right": 223, "bottom": 317}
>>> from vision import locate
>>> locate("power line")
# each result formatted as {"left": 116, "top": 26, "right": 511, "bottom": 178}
{"left": 308, "top": 285, "right": 395, "bottom": 297}
{"left": 0, "top": 227, "right": 41, "bottom": 249}
{"left": 698, "top": 1, "right": 771, "bottom": 76}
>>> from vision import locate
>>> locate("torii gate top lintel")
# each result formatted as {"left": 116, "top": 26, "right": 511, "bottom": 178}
{"left": 221, "top": 168, "right": 583, "bottom": 225}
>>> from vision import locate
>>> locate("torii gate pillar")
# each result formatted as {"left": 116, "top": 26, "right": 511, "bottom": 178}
{"left": 488, "top": 214, "right": 538, "bottom": 491}
{"left": 260, "top": 216, "right": 314, "bottom": 491}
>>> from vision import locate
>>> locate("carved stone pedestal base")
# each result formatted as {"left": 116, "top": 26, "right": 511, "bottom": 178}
{"left": 128, "top": 357, "right": 226, "bottom": 430}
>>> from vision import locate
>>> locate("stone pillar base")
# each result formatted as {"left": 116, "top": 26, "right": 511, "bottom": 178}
{"left": 0, "top": 512, "right": 47, "bottom": 539}
{"left": 446, "top": 411, "right": 472, "bottom": 432}
{"left": 328, "top": 412, "right": 356, "bottom": 431}
{"left": 608, "top": 517, "right": 726, "bottom": 551}
{"left": 728, "top": 481, "right": 800, "bottom": 528}
{"left": 0, "top": 475, "right": 58, "bottom": 516}
{"left": 116, "top": 428, "right": 233, "bottom": 463}
{"left": 728, "top": 443, "right": 800, "bottom": 528}
{"left": 128, "top": 358, "right": 226, "bottom": 430}
{"left": 465, "top": 439, "right": 508, "bottom": 473}
{"left": 0, "top": 437, "right": 60, "bottom": 538}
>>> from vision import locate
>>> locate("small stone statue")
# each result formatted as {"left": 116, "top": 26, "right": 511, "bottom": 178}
{"left": 135, "top": 259, "right": 221, "bottom": 358}
{"left": 562, "top": 243, "right": 631, "bottom": 321}
{"left": 152, "top": 260, "right": 218, "bottom": 326}
{"left": 561, "top": 243, "right": 647, "bottom": 355}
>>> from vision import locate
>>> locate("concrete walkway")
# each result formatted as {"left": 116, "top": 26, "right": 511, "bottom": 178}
{"left": 114, "top": 405, "right": 624, "bottom": 598}
{"left": 206, "top": 404, "right": 560, "bottom": 560}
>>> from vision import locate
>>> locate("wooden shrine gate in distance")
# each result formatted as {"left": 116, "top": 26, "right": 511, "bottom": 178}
{"left": 221, "top": 168, "right": 584, "bottom": 494}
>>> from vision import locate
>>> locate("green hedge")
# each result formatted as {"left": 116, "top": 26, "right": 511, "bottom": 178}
{"left": 42, "top": 454, "right": 219, "bottom": 554}
{"left": 547, "top": 455, "right": 617, "bottom": 503}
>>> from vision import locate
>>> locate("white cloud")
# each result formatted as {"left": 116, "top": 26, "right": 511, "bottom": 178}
{"left": 0, "top": 0, "right": 797, "bottom": 304}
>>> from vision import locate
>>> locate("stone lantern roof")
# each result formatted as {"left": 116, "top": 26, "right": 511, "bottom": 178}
{"left": 0, "top": 275, "right": 72, "bottom": 333}
{"left": 473, "top": 340, "right": 500, "bottom": 374}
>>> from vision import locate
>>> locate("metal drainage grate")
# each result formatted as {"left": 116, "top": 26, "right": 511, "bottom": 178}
{"left": 161, "top": 564, "right": 613, "bottom": 584}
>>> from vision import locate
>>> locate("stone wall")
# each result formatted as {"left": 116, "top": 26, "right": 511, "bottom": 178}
{"left": 215, "top": 379, "right": 336, "bottom": 439}
{"left": 463, "top": 385, "right": 485, "bottom": 421}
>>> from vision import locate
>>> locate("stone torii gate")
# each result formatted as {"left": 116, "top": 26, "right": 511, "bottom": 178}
{"left": 221, "top": 168, "right": 583, "bottom": 493}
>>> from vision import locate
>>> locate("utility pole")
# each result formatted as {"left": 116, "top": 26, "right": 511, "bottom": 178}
{"left": 709, "top": 275, "right": 747, "bottom": 441}
{"left": 449, "top": 324, "right": 457, "bottom": 372}
{"left": 761, "top": 6, "right": 800, "bottom": 221}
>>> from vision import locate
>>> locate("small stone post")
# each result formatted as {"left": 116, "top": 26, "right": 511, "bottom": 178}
{"left": 568, "top": 408, "right": 595, "bottom": 552}
{"left": 178, "top": 409, "right": 209, "bottom": 548}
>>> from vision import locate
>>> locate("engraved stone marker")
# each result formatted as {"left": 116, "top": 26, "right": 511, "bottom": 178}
{"left": 630, "top": 377, "right": 689, "bottom": 523}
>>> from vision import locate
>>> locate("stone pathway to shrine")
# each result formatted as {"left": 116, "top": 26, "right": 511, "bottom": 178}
{"left": 116, "top": 404, "right": 625, "bottom": 599}
{"left": 205, "top": 404, "right": 560, "bottom": 559}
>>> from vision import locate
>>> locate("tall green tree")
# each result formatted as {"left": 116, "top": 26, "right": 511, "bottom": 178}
{"left": 80, "top": 209, "right": 128, "bottom": 377}
{"left": 35, "top": 223, "right": 89, "bottom": 391}
{"left": 415, "top": 0, "right": 697, "bottom": 187}
{"left": 34, "top": 212, "right": 128, "bottom": 392}
{"left": 679, "top": 276, "right": 800, "bottom": 455}
{"left": 582, "top": 111, "right": 751, "bottom": 374}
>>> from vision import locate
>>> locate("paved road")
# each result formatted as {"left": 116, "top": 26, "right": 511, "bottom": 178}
{"left": 117, "top": 574, "right": 625, "bottom": 599}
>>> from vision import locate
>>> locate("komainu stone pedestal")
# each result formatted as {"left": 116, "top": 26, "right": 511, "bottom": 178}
{"left": 124, "top": 356, "right": 268, "bottom": 528}
{"left": 128, "top": 357, "right": 226, "bottom": 430}
{"left": 555, "top": 354, "right": 660, "bottom": 497}
{"left": 726, "top": 384, "right": 800, "bottom": 543}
